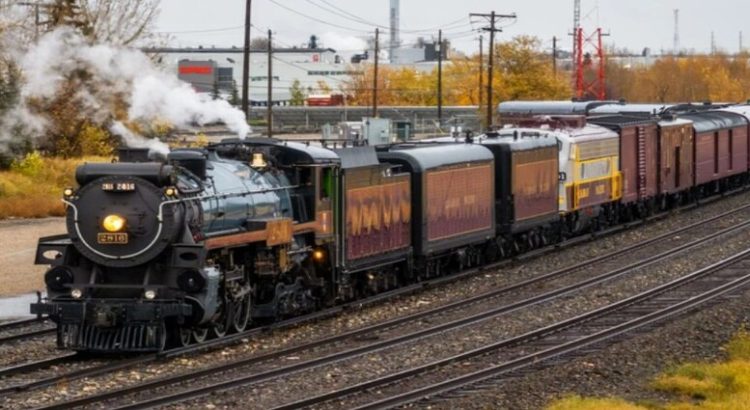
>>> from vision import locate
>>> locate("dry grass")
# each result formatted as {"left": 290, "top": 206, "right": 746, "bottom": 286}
{"left": 547, "top": 395, "right": 648, "bottom": 410}
{"left": 0, "top": 153, "right": 111, "bottom": 219}
{"left": 545, "top": 333, "right": 750, "bottom": 410}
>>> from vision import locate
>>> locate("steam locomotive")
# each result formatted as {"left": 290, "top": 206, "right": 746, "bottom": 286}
{"left": 31, "top": 101, "right": 750, "bottom": 353}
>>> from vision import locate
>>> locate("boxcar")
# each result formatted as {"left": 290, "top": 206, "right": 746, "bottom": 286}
{"left": 588, "top": 115, "right": 659, "bottom": 207}
{"left": 656, "top": 117, "right": 695, "bottom": 197}
{"left": 680, "top": 111, "right": 749, "bottom": 188}
{"left": 378, "top": 144, "right": 495, "bottom": 257}
{"left": 718, "top": 105, "right": 750, "bottom": 172}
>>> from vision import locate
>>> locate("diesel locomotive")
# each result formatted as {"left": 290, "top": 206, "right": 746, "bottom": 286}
{"left": 32, "top": 101, "right": 750, "bottom": 353}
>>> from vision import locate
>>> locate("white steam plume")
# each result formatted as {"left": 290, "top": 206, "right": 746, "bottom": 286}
{"left": 2, "top": 27, "right": 251, "bottom": 156}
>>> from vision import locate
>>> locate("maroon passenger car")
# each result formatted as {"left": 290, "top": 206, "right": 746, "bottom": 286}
{"left": 680, "top": 111, "right": 748, "bottom": 190}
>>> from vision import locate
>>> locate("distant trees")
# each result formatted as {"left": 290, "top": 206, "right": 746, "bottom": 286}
{"left": 343, "top": 35, "right": 570, "bottom": 106}
{"left": 606, "top": 53, "right": 750, "bottom": 103}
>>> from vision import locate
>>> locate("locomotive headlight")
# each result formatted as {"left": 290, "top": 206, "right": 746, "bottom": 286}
{"left": 144, "top": 290, "right": 157, "bottom": 300}
{"left": 63, "top": 188, "right": 74, "bottom": 197}
{"left": 70, "top": 288, "right": 83, "bottom": 299}
{"left": 312, "top": 248, "right": 326, "bottom": 262}
{"left": 165, "top": 187, "right": 177, "bottom": 197}
{"left": 102, "top": 214, "right": 126, "bottom": 232}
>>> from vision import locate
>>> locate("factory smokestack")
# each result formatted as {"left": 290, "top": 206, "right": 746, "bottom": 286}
{"left": 390, "top": 0, "right": 400, "bottom": 63}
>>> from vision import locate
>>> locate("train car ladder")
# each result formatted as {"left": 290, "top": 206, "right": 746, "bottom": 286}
{"left": 637, "top": 126, "right": 647, "bottom": 199}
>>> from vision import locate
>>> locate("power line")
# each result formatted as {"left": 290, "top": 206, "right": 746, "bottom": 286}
{"left": 155, "top": 25, "right": 244, "bottom": 34}
{"left": 314, "top": 0, "right": 471, "bottom": 34}
{"left": 266, "top": 0, "right": 372, "bottom": 34}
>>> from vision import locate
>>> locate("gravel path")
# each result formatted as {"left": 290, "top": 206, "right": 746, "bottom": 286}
{"left": 0, "top": 218, "right": 64, "bottom": 297}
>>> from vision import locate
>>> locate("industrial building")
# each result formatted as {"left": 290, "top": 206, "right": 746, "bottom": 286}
{"left": 144, "top": 45, "right": 357, "bottom": 106}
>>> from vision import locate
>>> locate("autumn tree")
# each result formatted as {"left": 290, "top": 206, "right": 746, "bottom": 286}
{"left": 493, "top": 36, "right": 570, "bottom": 101}
{"left": 11, "top": 0, "right": 160, "bottom": 158}
{"left": 79, "top": 0, "right": 160, "bottom": 46}
{"left": 289, "top": 79, "right": 306, "bottom": 106}
{"left": 343, "top": 35, "right": 570, "bottom": 107}
{"left": 606, "top": 53, "right": 750, "bottom": 103}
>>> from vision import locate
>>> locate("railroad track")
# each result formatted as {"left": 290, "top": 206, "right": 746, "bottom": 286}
{"left": 0, "top": 317, "right": 43, "bottom": 332}
{"left": 27, "top": 200, "right": 750, "bottom": 409}
{"left": 335, "top": 250, "right": 750, "bottom": 410}
{"left": 0, "top": 317, "right": 54, "bottom": 347}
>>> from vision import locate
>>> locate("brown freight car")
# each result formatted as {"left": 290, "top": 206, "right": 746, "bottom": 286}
{"left": 718, "top": 105, "right": 750, "bottom": 173}
{"left": 681, "top": 111, "right": 749, "bottom": 190}
{"left": 378, "top": 144, "right": 495, "bottom": 258}
{"left": 656, "top": 117, "right": 694, "bottom": 198}
{"left": 588, "top": 115, "right": 659, "bottom": 209}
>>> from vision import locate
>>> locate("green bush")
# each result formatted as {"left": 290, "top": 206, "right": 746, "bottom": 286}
{"left": 10, "top": 151, "right": 44, "bottom": 177}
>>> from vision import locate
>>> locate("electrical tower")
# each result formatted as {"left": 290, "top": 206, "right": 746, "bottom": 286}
{"left": 574, "top": 28, "right": 607, "bottom": 100}
{"left": 572, "top": 0, "right": 581, "bottom": 82}
{"left": 673, "top": 9, "right": 680, "bottom": 53}
{"left": 571, "top": 1, "right": 607, "bottom": 100}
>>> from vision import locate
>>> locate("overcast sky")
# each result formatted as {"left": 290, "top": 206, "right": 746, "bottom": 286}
{"left": 156, "top": 0, "right": 749, "bottom": 56}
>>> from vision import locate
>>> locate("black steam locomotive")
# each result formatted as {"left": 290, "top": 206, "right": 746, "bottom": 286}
{"left": 32, "top": 142, "right": 331, "bottom": 351}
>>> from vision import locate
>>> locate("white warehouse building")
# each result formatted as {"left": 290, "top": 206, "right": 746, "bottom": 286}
{"left": 144, "top": 46, "right": 360, "bottom": 105}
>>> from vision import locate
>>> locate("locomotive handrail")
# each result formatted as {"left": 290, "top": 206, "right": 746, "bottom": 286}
{"left": 63, "top": 184, "right": 298, "bottom": 261}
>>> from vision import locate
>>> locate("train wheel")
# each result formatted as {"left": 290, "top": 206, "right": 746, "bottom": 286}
{"left": 231, "top": 294, "right": 252, "bottom": 333}
{"left": 192, "top": 328, "right": 208, "bottom": 343}
{"left": 174, "top": 326, "right": 192, "bottom": 347}
{"left": 211, "top": 313, "right": 229, "bottom": 339}
{"left": 156, "top": 323, "right": 168, "bottom": 352}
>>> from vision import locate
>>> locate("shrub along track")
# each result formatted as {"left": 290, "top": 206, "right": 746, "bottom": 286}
{"left": 19, "top": 200, "right": 750, "bottom": 410}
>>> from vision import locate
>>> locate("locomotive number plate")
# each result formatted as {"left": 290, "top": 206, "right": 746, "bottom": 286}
{"left": 101, "top": 182, "right": 136, "bottom": 192}
{"left": 97, "top": 233, "right": 129, "bottom": 244}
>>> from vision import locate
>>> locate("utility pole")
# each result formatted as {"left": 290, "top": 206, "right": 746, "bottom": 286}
{"left": 373, "top": 28, "right": 380, "bottom": 118}
{"left": 17, "top": 2, "right": 45, "bottom": 42}
{"left": 267, "top": 29, "right": 273, "bottom": 138}
{"left": 241, "top": 0, "right": 252, "bottom": 117}
{"left": 711, "top": 31, "right": 716, "bottom": 54}
{"left": 740, "top": 31, "right": 744, "bottom": 53}
{"left": 552, "top": 36, "right": 558, "bottom": 76}
{"left": 470, "top": 10, "right": 516, "bottom": 131}
{"left": 478, "top": 35, "right": 483, "bottom": 123}
{"left": 673, "top": 9, "right": 680, "bottom": 54}
{"left": 437, "top": 29, "right": 443, "bottom": 125}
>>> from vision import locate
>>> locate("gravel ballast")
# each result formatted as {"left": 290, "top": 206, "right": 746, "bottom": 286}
{"left": 5, "top": 192, "right": 750, "bottom": 409}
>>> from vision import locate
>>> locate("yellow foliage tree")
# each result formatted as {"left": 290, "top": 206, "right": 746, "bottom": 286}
{"left": 606, "top": 53, "right": 750, "bottom": 103}
{"left": 343, "top": 35, "right": 571, "bottom": 107}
